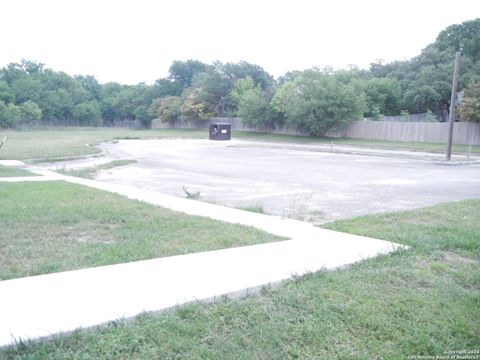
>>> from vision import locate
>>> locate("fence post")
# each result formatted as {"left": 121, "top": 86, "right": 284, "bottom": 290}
{"left": 446, "top": 51, "right": 461, "bottom": 160}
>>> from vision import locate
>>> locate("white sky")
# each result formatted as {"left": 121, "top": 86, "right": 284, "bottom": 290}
{"left": 1, "top": 0, "right": 479, "bottom": 84}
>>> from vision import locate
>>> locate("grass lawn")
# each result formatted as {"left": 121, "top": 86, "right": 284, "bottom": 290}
{"left": 233, "top": 130, "right": 480, "bottom": 155}
{"left": 0, "top": 127, "right": 478, "bottom": 161}
{"left": 3, "top": 200, "right": 479, "bottom": 359}
{"left": 0, "top": 128, "right": 207, "bottom": 160}
{"left": 0, "top": 164, "right": 35, "bottom": 177}
{"left": 0, "top": 181, "right": 281, "bottom": 281}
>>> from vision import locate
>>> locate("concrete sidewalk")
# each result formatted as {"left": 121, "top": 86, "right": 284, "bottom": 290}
{"left": 0, "top": 235, "right": 400, "bottom": 348}
{"left": 0, "top": 168, "right": 405, "bottom": 347}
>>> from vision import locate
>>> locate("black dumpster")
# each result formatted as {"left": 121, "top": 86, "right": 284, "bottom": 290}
{"left": 209, "top": 122, "right": 231, "bottom": 141}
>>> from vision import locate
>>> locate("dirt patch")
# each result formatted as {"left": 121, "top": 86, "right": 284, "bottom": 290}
{"left": 442, "top": 251, "right": 477, "bottom": 265}
{"left": 62, "top": 226, "right": 117, "bottom": 244}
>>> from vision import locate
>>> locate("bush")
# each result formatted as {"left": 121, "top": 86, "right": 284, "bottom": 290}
{"left": 148, "top": 96, "right": 181, "bottom": 124}
{"left": 0, "top": 101, "right": 21, "bottom": 128}
{"left": 425, "top": 109, "right": 438, "bottom": 122}
{"left": 272, "top": 70, "right": 365, "bottom": 135}
{"left": 458, "top": 82, "right": 480, "bottom": 122}
{"left": 72, "top": 101, "right": 102, "bottom": 126}
{"left": 20, "top": 100, "right": 42, "bottom": 123}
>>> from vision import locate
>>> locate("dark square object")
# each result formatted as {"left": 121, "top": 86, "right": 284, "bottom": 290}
{"left": 209, "top": 122, "right": 231, "bottom": 140}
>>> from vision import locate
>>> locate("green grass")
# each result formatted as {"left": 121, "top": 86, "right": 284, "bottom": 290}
{"left": 0, "top": 128, "right": 207, "bottom": 160}
{"left": 0, "top": 181, "right": 281, "bottom": 281}
{"left": 1, "top": 127, "right": 478, "bottom": 161}
{"left": 3, "top": 200, "right": 479, "bottom": 359}
{"left": 0, "top": 164, "right": 35, "bottom": 177}
{"left": 233, "top": 130, "right": 480, "bottom": 155}
{"left": 237, "top": 205, "right": 265, "bottom": 214}
{"left": 57, "top": 160, "right": 137, "bottom": 179}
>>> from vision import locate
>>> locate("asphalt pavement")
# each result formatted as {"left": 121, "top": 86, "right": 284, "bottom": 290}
{"left": 74, "top": 139, "right": 480, "bottom": 223}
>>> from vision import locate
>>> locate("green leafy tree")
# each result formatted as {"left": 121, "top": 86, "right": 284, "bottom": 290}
{"left": 180, "top": 88, "right": 215, "bottom": 121}
{"left": 0, "top": 60, "right": 153, "bottom": 126}
{"left": 403, "top": 85, "right": 441, "bottom": 113}
{"left": 0, "top": 59, "right": 45, "bottom": 85}
{"left": 231, "top": 77, "right": 280, "bottom": 129}
{"left": 168, "top": 60, "right": 209, "bottom": 89}
{"left": 72, "top": 101, "right": 102, "bottom": 125}
{"left": 19, "top": 100, "right": 42, "bottom": 122}
{"left": 458, "top": 81, "right": 480, "bottom": 122}
{"left": 100, "top": 82, "right": 123, "bottom": 123}
{"left": 366, "top": 19, "right": 479, "bottom": 118}
{"left": 99, "top": 83, "right": 155, "bottom": 126}
{"left": 217, "top": 61, "right": 274, "bottom": 90}
{"left": 434, "top": 18, "right": 480, "bottom": 62}
{"left": 0, "top": 101, "right": 21, "bottom": 128}
{"left": 113, "top": 86, "right": 138, "bottom": 120}
{"left": 43, "top": 70, "right": 90, "bottom": 104}
{"left": 273, "top": 70, "right": 366, "bottom": 135}
{"left": 148, "top": 96, "right": 181, "bottom": 124}
{"left": 230, "top": 77, "right": 257, "bottom": 105}
{"left": 41, "top": 88, "right": 75, "bottom": 121}
{"left": 0, "top": 81, "right": 15, "bottom": 103}
{"left": 152, "top": 78, "right": 183, "bottom": 98}
{"left": 402, "top": 63, "right": 453, "bottom": 114}
{"left": 191, "top": 70, "right": 231, "bottom": 116}
{"left": 364, "top": 77, "right": 401, "bottom": 117}
{"left": 11, "top": 78, "right": 44, "bottom": 104}
{"left": 368, "top": 105, "right": 382, "bottom": 120}
{"left": 134, "top": 105, "right": 152, "bottom": 127}
{"left": 236, "top": 88, "right": 269, "bottom": 128}
{"left": 74, "top": 75, "right": 103, "bottom": 101}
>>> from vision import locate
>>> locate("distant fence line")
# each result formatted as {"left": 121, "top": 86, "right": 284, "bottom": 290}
{"left": 151, "top": 118, "right": 480, "bottom": 145}
{"left": 12, "top": 119, "right": 142, "bottom": 130}
{"left": 374, "top": 113, "right": 433, "bottom": 122}
{"left": 152, "top": 117, "right": 307, "bottom": 135}
{"left": 338, "top": 120, "right": 480, "bottom": 145}
{"left": 109, "top": 120, "right": 143, "bottom": 129}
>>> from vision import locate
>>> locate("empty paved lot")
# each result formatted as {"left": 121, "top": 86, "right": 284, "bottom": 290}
{"left": 95, "top": 139, "right": 480, "bottom": 223}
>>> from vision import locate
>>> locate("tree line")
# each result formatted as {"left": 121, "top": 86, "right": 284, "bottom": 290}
{"left": 0, "top": 18, "right": 479, "bottom": 132}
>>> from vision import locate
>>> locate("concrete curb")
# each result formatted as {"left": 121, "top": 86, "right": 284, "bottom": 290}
{"left": 0, "top": 160, "right": 26, "bottom": 167}
{"left": 229, "top": 142, "right": 479, "bottom": 163}
{"left": 433, "top": 160, "right": 480, "bottom": 166}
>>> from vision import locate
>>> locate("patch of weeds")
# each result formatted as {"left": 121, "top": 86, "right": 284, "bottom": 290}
{"left": 238, "top": 205, "right": 265, "bottom": 214}
{"left": 31, "top": 155, "right": 89, "bottom": 164}
{"left": 57, "top": 160, "right": 137, "bottom": 179}
{"left": 113, "top": 136, "right": 142, "bottom": 140}
{"left": 282, "top": 192, "right": 313, "bottom": 221}
{"left": 304, "top": 209, "right": 327, "bottom": 224}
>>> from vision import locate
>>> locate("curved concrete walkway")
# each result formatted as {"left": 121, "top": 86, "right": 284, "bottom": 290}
{"left": 0, "top": 166, "right": 405, "bottom": 347}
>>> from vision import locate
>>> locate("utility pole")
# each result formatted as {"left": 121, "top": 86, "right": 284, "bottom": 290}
{"left": 446, "top": 51, "right": 461, "bottom": 161}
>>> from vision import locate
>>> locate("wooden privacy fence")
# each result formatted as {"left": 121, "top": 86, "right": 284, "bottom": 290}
{"left": 152, "top": 118, "right": 480, "bottom": 145}
{"left": 338, "top": 120, "right": 480, "bottom": 145}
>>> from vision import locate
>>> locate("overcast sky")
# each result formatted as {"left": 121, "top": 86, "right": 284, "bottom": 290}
{"left": 1, "top": 0, "right": 478, "bottom": 84}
